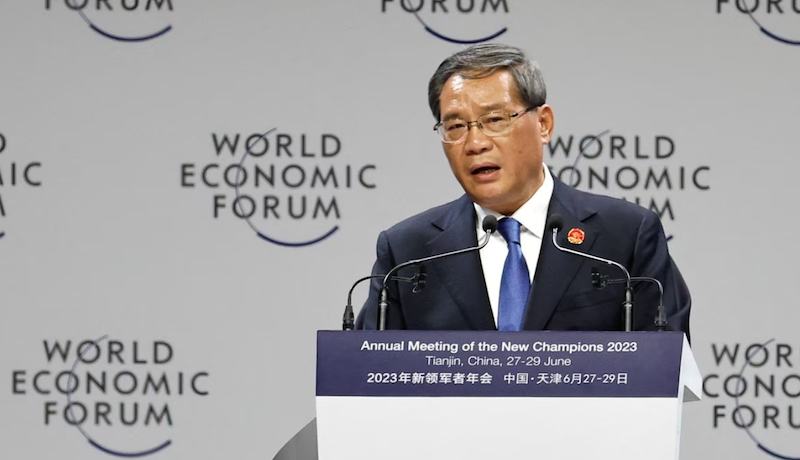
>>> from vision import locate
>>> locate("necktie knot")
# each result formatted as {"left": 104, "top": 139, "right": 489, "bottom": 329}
{"left": 498, "top": 217, "right": 522, "bottom": 245}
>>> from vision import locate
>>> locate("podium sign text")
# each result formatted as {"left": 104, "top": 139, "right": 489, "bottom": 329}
{"left": 318, "top": 330, "right": 683, "bottom": 398}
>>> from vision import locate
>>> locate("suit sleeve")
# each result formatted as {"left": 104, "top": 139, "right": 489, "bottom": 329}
{"left": 630, "top": 211, "right": 692, "bottom": 340}
{"left": 355, "top": 231, "right": 407, "bottom": 330}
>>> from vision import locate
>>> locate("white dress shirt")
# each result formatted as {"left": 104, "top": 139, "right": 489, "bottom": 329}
{"left": 473, "top": 165, "right": 555, "bottom": 327}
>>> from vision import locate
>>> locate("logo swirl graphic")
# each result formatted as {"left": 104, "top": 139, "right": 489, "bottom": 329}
{"left": 66, "top": 335, "right": 172, "bottom": 457}
{"left": 400, "top": 0, "right": 508, "bottom": 44}
{"left": 733, "top": 339, "right": 800, "bottom": 460}
{"left": 739, "top": 0, "right": 800, "bottom": 46}
{"left": 233, "top": 128, "right": 339, "bottom": 247}
{"left": 66, "top": 0, "right": 172, "bottom": 42}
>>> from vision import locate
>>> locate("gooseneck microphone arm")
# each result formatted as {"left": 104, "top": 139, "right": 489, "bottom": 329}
{"left": 547, "top": 214, "right": 635, "bottom": 332}
{"left": 343, "top": 274, "right": 420, "bottom": 330}
{"left": 592, "top": 272, "right": 667, "bottom": 331}
{"left": 633, "top": 277, "right": 666, "bottom": 331}
{"left": 377, "top": 215, "right": 499, "bottom": 331}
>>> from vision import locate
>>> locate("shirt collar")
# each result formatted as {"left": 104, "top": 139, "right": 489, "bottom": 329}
{"left": 474, "top": 164, "right": 555, "bottom": 239}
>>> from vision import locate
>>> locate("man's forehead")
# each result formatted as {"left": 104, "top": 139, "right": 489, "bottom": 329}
{"left": 447, "top": 74, "right": 468, "bottom": 93}
{"left": 440, "top": 71, "right": 520, "bottom": 115}
{"left": 445, "top": 69, "right": 509, "bottom": 90}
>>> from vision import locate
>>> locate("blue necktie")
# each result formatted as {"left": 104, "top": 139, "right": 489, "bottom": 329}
{"left": 497, "top": 218, "right": 531, "bottom": 331}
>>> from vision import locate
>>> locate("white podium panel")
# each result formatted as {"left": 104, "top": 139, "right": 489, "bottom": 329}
{"left": 319, "top": 397, "right": 681, "bottom": 460}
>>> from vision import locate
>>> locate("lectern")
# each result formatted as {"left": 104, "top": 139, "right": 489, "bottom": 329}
{"left": 316, "top": 330, "right": 701, "bottom": 460}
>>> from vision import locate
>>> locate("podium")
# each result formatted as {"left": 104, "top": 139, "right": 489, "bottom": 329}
{"left": 316, "top": 330, "right": 701, "bottom": 460}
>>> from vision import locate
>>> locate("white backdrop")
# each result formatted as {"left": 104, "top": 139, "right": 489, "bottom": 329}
{"left": 1, "top": 0, "right": 798, "bottom": 459}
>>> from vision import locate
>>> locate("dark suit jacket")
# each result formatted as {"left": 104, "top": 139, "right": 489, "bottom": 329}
{"left": 355, "top": 178, "right": 691, "bottom": 337}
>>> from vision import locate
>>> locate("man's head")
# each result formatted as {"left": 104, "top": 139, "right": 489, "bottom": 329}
{"left": 428, "top": 43, "right": 554, "bottom": 216}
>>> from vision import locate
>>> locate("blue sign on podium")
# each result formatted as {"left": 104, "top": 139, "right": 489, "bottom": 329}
{"left": 318, "top": 330, "right": 684, "bottom": 398}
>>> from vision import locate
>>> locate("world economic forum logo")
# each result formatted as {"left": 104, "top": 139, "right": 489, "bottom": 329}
{"left": 705, "top": 339, "right": 800, "bottom": 459}
{"left": 181, "top": 127, "right": 377, "bottom": 247}
{"left": 45, "top": 0, "right": 173, "bottom": 42}
{"left": 381, "top": 0, "right": 510, "bottom": 44}
{"left": 11, "top": 335, "right": 209, "bottom": 457}
{"left": 717, "top": 0, "right": 800, "bottom": 45}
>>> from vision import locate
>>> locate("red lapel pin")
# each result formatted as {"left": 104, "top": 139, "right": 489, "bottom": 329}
{"left": 567, "top": 228, "right": 585, "bottom": 245}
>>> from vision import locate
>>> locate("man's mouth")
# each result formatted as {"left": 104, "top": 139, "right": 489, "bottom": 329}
{"left": 471, "top": 165, "right": 500, "bottom": 175}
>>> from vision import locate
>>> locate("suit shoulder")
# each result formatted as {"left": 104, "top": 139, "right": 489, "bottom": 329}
{"left": 383, "top": 196, "right": 468, "bottom": 239}
{"left": 559, "top": 186, "right": 657, "bottom": 225}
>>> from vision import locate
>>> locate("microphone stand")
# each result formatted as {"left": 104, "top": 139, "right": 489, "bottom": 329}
{"left": 592, "top": 271, "right": 667, "bottom": 331}
{"left": 378, "top": 223, "right": 496, "bottom": 331}
{"left": 551, "top": 229, "right": 635, "bottom": 332}
{"left": 343, "top": 274, "right": 420, "bottom": 330}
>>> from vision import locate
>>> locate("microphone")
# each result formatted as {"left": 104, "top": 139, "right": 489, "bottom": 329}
{"left": 343, "top": 273, "right": 423, "bottom": 330}
{"left": 546, "top": 214, "right": 635, "bottom": 332}
{"left": 591, "top": 268, "right": 667, "bottom": 332}
{"left": 376, "top": 215, "right": 499, "bottom": 331}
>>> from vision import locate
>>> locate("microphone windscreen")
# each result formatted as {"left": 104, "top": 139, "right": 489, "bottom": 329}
{"left": 482, "top": 215, "right": 499, "bottom": 233}
{"left": 546, "top": 214, "right": 564, "bottom": 232}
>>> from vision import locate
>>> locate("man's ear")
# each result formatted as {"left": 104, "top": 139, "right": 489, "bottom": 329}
{"left": 539, "top": 105, "right": 554, "bottom": 143}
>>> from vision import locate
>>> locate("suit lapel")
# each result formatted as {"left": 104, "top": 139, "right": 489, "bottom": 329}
{"left": 426, "top": 195, "right": 496, "bottom": 330}
{"left": 522, "top": 179, "right": 599, "bottom": 330}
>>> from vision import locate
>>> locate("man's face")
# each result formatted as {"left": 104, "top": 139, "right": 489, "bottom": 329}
{"left": 438, "top": 69, "right": 553, "bottom": 216}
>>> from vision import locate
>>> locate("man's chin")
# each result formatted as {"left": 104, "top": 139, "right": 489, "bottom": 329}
{"left": 471, "top": 197, "right": 512, "bottom": 216}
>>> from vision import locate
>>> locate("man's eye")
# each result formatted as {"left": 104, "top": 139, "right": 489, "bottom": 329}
{"left": 446, "top": 122, "right": 466, "bottom": 131}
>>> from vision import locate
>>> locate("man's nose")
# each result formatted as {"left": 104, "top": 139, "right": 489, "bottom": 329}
{"left": 464, "top": 123, "right": 492, "bottom": 155}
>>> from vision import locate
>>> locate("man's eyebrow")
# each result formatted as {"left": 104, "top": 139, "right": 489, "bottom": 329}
{"left": 441, "top": 112, "right": 464, "bottom": 122}
{"left": 480, "top": 102, "right": 509, "bottom": 112}
{"left": 441, "top": 103, "right": 512, "bottom": 121}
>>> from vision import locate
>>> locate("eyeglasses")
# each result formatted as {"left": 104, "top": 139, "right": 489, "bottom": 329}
{"left": 433, "top": 106, "right": 537, "bottom": 144}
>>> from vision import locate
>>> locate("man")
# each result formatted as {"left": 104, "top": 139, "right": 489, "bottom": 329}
{"left": 356, "top": 43, "right": 690, "bottom": 336}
